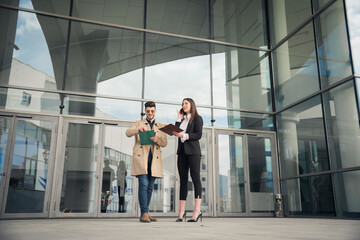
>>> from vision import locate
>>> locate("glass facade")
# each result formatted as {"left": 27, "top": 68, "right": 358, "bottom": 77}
{"left": 0, "top": 0, "right": 359, "bottom": 219}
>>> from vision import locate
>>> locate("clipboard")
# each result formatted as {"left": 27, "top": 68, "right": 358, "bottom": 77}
{"left": 159, "top": 124, "right": 183, "bottom": 136}
{"left": 138, "top": 130, "right": 155, "bottom": 145}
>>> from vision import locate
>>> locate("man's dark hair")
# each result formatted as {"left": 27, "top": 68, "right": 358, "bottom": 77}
{"left": 145, "top": 101, "right": 156, "bottom": 108}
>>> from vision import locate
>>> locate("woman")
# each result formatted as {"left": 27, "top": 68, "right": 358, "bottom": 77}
{"left": 172, "top": 98, "right": 203, "bottom": 222}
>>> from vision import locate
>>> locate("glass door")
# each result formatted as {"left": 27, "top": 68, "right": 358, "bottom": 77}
{"left": 0, "top": 113, "right": 58, "bottom": 218}
{"left": 54, "top": 118, "right": 137, "bottom": 217}
{"left": 215, "top": 129, "right": 279, "bottom": 216}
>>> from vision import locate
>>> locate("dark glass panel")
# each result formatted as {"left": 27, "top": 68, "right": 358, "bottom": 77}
{"left": 5, "top": 0, "right": 71, "bottom": 16}
{"left": 65, "top": 21, "right": 143, "bottom": 98}
{"left": 212, "top": 0, "right": 267, "bottom": 48}
{"left": 0, "top": 8, "right": 68, "bottom": 91}
{"left": 315, "top": 0, "right": 352, "bottom": 87}
{"left": 212, "top": 44, "right": 272, "bottom": 112}
{"left": 72, "top": 0, "right": 144, "bottom": 28}
{"left": 63, "top": 94, "right": 141, "bottom": 120}
{"left": 322, "top": 81, "right": 360, "bottom": 169}
{"left": 272, "top": 23, "right": 319, "bottom": 110}
{"left": 277, "top": 96, "right": 329, "bottom": 178}
{"left": 213, "top": 109, "right": 273, "bottom": 131}
{"left": 147, "top": 0, "right": 209, "bottom": 39}
{"left": 281, "top": 174, "right": 335, "bottom": 216}
{"left": 0, "top": 87, "right": 61, "bottom": 114}
{"left": 269, "top": 0, "right": 312, "bottom": 45}
{"left": 332, "top": 170, "right": 360, "bottom": 218}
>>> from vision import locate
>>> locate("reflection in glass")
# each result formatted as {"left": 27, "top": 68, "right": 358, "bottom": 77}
{"left": 248, "top": 137, "right": 274, "bottom": 213}
{"left": 149, "top": 132, "right": 177, "bottom": 213}
{"left": 5, "top": 119, "right": 53, "bottom": 213}
{"left": 218, "top": 134, "right": 245, "bottom": 213}
{"left": 281, "top": 174, "right": 335, "bottom": 216}
{"left": 212, "top": 45, "right": 271, "bottom": 112}
{"left": 213, "top": 109, "right": 273, "bottom": 131}
{"left": 63, "top": 95, "right": 141, "bottom": 120}
{"left": 277, "top": 96, "right": 329, "bottom": 178}
{"left": 72, "top": 0, "right": 144, "bottom": 28}
{"left": 146, "top": 0, "right": 209, "bottom": 39}
{"left": 12, "top": 0, "right": 72, "bottom": 16}
{"left": 269, "top": 0, "right": 312, "bottom": 45}
{"left": 315, "top": 0, "right": 352, "bottom": 87}
{"left": 183, "top": 130, "right": 210, "bottom": 213}
{"left": 144, "top": 34, "right": 211, "bottom": 105}
{"left": 155, "top": 103, "right": 211, "bottom": 127}
{"left": 332, "top": 171, "right": 360, "bottom": 218}
{"left": 212, "top": 0, "right": 267, "bottom": 48}
{"left": 273, "top": 23, "right": 319, "bottom": 110}
{"left": 322, "top": 81, "right": 360, "bottom": 169}
{"left": 346, "top": 0, "right": 360, "bottom": 74}
{"left": 60, "top": 123, "right": 98, "bottom": 213}
{"left": 101, "top": 125, "right": 134, "bottom": 213}
{"left": 0, "top": 118, "right": 10, "bottom": 185}
{"left": 65, "top": 21, "right": 143, "bottom": 98}
{"left": 0, "top": 87, "right": 61, "bottom": 114}
{"left": 0, "top": 8, "right": 68, "bottom": 90}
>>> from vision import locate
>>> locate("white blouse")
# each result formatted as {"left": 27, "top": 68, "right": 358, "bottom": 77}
{"left": 177, "top": 113, "right": 191, "bottom": 143}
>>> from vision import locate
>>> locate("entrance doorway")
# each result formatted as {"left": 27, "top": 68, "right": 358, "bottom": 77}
{"left": 0, "top": 113, "right": 58, "bottom": 218}
{"left": 215, "top": 129, "right": 279, "bottom": 216}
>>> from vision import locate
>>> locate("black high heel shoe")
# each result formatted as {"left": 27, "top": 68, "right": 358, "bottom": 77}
{"left": 187, "top": 211, "right": 202, "bottom": 222}
{"left": 175, "top": 211, "right": 187, "bottom": 222}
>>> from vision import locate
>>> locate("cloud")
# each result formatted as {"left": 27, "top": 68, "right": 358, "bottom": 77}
{"left": 16, "top": 11, "right": 41, "bottom": 36}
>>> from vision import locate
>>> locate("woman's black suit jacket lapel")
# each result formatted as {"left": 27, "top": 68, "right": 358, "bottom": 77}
{"left": 176, "top": 114, "right": 203, "bottom": 155}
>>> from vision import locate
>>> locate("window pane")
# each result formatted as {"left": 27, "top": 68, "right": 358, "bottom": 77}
{"left": 332, "top": 170, "right": 360, "bottom": 218}
{"left": 212, "top": 44, "right": 271, "bottom": 112}
{"left": 315, "top": 0, "right": 352, "bottom": 87}
{"left": 281, "top": 174, "right": 335, "bottom": 216}
{"left": 0, "top": 87, "right": 61, "bottom": 114}
{"left": 213, "top": 0, "right": 267, "bottom": 48}
{"left": 65, "top": 21, "right": 143, "bottom": 98}
{"left": 155, "top": 103, "right": 211, "bottom": 127}
{"left": 213, "top": 109, "right": 273, "bottom": 131}
{"left": 322, "top": 81, "right": 360, "bottom": 169}
{"left": 147, "top": 0, "right": 209, "bottom": 39}
{"left": 313, "top": 0, "right": 332, "bottom": 11}
{"left": 269, "top": 0, "right": 312, "bottom": 45}
{"left": 72, "top": 0, "right": 144, "bottom": 28}
{"left": 277, "top": 96, "right": 329, "bottom": 178}
{"left": 273, "top": 23, "right": 319, "bottom": 110}
{"left": 144, "top": 34, "right": 211, "bottom": 105}
{"left": 0, "top": 9, "right": 68, "bottom": 91}
{"left": 345, "top": 0, "right": 360, "bottom": 74}
{"left": 63, "top": 95, "right": 141, "bottom": 120}
{"left": 5, "top": 0, "right": 71, "bottom": 15}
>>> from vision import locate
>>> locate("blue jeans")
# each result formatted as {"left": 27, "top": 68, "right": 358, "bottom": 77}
{"left": 137, "top": 174, "right": 156, "bottom": 215}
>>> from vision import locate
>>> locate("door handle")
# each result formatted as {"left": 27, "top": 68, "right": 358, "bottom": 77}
{"left": 88, "top": 121, "right": 102, "bottom": 124}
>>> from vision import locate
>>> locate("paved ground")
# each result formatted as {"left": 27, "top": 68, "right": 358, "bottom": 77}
{"left": 0, "top": 217, "right": 359, "bottom": 240}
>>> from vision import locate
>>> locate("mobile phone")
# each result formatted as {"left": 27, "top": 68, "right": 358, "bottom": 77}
{"left": 180, "top": 108, "right": 185, "bottom": 115}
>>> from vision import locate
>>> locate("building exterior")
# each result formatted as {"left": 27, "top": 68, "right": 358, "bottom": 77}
{"left": 0, "top": 0, "right": 359, "bottom": 219}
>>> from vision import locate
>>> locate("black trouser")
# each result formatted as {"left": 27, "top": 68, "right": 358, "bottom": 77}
{"left": 177, "top": 153, "right": 202, "bottom": 200}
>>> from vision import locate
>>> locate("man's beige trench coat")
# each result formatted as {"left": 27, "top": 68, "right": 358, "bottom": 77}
{"left": 126, "top": 119, "right": 167, "bottom": 178}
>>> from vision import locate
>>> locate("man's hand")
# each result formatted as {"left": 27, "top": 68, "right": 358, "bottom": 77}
{"left": 150, "top": 136, "right": 158, "bottom": 143}
{"left": 139, "top": 126, "right": 146, "bottom": 132}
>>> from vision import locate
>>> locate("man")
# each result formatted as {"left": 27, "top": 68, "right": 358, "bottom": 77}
{"left": 126, "top": 101, "right": 167, "bottom": 223}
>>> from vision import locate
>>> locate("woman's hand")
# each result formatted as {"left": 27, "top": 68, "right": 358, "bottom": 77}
{"left": 177, "top": 109, "right": 184, "bottom": 120}
{"left": 172, "top": 131, "right": 183, "bottom": 138}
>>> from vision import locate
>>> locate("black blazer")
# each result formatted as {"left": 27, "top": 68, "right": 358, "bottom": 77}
{"left": 175, "top": 114, "right": 203, "bottom": 155}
